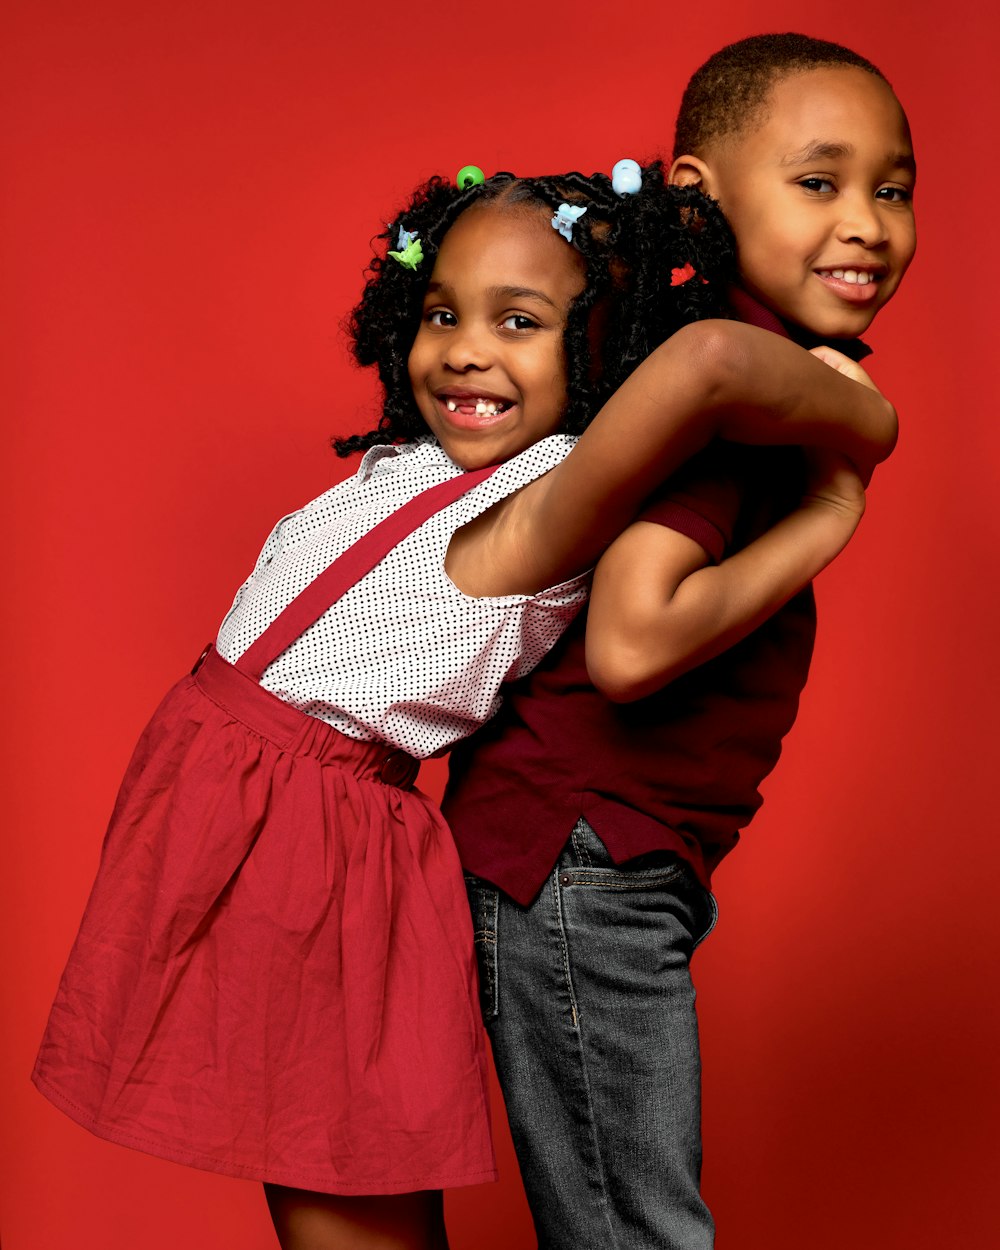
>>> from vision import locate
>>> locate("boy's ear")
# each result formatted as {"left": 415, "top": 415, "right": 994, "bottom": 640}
{"left": 668, "top": 155, "right": 717, "bottom": 196}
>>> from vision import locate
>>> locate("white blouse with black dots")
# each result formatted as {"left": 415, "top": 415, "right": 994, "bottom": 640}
{"left": 215, "top": 435, "right": 589, "bottom": 758}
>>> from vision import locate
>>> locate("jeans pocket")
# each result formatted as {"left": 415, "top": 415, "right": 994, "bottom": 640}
{"left": 464, "top": 875, "right": 499, "bottom": 1020}
{"left": 693, "top": 888, "right": 719, "bottom": 949}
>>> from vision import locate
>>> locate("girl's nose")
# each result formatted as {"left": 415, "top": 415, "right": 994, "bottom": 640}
{"left": 442, "top": 323, "right": 492, "bottom": 372}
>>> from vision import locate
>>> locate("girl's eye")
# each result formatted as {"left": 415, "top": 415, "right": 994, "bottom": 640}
{"left": 501, "top": 314, "right": 539, "bottom": 332}
{"left": 876, "top": 185, "right": 913, "bottom": 204}
{"left": 427, "top": 309, "right": 457, "bottom": 327}
{"left": 798, "top": 177, "right": 835, "bottom": 194}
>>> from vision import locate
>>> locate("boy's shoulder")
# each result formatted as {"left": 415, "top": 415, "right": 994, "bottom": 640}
{"left": 728, "top": 287, "right": 871, "bottom": 361}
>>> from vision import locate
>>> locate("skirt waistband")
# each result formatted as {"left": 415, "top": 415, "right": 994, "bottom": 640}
{"left": 193, "top": 644, "right": 420, "bottom": 789}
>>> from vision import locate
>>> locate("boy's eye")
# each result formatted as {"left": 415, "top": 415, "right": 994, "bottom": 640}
{"left": 501, "top": 314, "right": 539, "bottom": 332}
{"left": 875, "top": 185, "right": 913, "bottom": 204}
{"left": 427, "top": 309, "right": 457, "bottom": 327}
{"left": 798, "top": 177, "right": 835, "bottom": 194}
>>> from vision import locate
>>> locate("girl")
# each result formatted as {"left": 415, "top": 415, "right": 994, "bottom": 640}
{"left": 33, "top": 163, "right": 894, "bottom": 1250}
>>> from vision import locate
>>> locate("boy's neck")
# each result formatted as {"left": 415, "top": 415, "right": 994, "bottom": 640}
{"left": 729, "top": 286, "right": 871, "bottom": 362}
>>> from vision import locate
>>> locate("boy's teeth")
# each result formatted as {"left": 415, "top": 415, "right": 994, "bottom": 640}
{"left": 826, "top": 268, "right": 872, "bottom": 285}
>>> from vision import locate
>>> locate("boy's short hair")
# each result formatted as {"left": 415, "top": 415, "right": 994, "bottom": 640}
{"left": 674, "top": 33, "right": 888, "bottom": 158}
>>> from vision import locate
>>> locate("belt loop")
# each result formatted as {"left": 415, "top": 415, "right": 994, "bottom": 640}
{"left": 191, "top": 643, "right": 214, "bottom": 675}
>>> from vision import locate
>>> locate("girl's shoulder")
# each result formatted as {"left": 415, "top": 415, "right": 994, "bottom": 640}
{"left": 354, "top": 433, "right": 578, "bottom": 503}
{"left": 459, "top": 434, "right": 578, "bottom": 512}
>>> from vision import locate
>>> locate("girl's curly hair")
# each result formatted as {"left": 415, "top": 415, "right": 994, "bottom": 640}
{"left": 335, "top": 163, "right": 736, "bottom": 456}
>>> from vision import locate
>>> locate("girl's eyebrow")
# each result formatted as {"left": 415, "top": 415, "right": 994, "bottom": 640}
{"left": 487, "top": 285, "right": 558, "bottom": 309}
{"left": 425, "top": 280, "right": 557, "bottom": 309}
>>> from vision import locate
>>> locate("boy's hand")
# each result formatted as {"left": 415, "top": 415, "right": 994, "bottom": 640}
{"left": 808, "top": 345, "right": 897, "bottom": 486}
{"left": 801, "top": 447, "right": 866, "bottom": 522}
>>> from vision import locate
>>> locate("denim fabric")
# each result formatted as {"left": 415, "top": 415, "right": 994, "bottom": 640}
{"left": 466, "top": 818, "right": 717, "bottom": 1250}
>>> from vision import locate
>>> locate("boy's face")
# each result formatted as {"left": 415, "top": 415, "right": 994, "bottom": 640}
{"left": 672, "top": 67, "right": 916, "bottom": 339}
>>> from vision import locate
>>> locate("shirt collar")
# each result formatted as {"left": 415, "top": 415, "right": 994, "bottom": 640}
{"left": 728, "top": 286, "right": 872, "bottom": 362}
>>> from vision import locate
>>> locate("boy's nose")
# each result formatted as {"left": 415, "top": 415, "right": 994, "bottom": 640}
{"left": 836, "top": 195, "right": 889, "bottom": 248}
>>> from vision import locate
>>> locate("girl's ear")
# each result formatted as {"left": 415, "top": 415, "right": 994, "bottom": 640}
{"left": 668, "top": 154, "right": 717, "bottom": 196}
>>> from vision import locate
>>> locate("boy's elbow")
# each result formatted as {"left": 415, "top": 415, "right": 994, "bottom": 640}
{"left": 586, "top": 631, "right": 673, "bottom": 704}
{"left": 588, "top": 657, "right": 646, "bottom": 704}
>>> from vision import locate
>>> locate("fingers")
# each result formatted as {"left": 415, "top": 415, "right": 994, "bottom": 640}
{"left": 808, "top": 345, "right": 879, "bottom": 392}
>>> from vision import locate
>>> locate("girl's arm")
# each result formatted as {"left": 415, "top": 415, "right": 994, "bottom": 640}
{"left": 449, "top": 321, "right": 895, "bottom": 597}
{"left": 585, "top": 449, "right": 865, "bottom": 701}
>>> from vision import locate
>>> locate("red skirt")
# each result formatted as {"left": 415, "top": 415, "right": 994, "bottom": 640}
{"left": 33, "top": 648, "right": 496, "bottom": 1194}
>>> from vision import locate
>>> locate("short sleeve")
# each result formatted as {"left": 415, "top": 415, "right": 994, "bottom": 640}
{"left": 511, "top": 571, "right": 591, "bottom": 680}
{"left": 638, "top": 445, "right": 746, "bottom": 564}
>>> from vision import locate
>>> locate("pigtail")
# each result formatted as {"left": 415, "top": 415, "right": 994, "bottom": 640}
{"left": 600, "top": 166, "right": 735, "bottom": 380}
{"left": 533, "top": 162, "right": 737, "bottom": 429}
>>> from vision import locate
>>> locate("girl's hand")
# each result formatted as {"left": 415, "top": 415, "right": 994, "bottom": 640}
{"left": 807, "top": 344, "right": 880, "bottom": 391}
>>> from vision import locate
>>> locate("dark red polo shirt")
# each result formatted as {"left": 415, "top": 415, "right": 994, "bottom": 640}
{"left": 443, "top": 296, "right": 859, "bottom": 904}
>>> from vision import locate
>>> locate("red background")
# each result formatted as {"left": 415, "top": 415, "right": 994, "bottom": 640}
{"left": 3, "top": 2, "right": 998, "bottom": 1247}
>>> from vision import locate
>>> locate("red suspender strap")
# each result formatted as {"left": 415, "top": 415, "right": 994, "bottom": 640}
{"left": 235, "top": 463, "right": 499, "bottom": 680}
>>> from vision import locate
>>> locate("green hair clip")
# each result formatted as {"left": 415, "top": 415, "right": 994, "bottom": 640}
{"left": 388, "top": 225, "right": 424, "bottom": 271}
{"left": 456, "top": 164, "right": 486, "bottom": 189}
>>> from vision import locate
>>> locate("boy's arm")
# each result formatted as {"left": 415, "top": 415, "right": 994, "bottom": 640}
{"left": 585, "top": 449, "right": 864, "bottom": 701}
{"left": 460, "top": 320, "right": 896, "bottom": 597}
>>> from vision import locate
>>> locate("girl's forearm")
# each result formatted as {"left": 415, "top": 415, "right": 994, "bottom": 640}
{"left": 703, "top": 322, "right": 897, "bottom": 477}
{"left": 531, "top": 321, "right": 893, "bottom": 557}
{"left": 472, "top": 320, "right": 894, "bottom": 597}
{"left": 586, "top": 496, "right": 862, "bottom": 702}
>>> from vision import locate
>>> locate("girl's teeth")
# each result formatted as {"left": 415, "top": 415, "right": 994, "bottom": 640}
{"left": 444, "top": 397, "right": 504, "bottom": 415}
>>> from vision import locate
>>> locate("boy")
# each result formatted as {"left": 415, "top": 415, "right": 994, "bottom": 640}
{"left": 444, "top": 33, "right": 916, "bottom": 1250}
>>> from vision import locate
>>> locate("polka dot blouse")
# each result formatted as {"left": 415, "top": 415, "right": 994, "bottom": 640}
{"left": 216, "top": 436, "right": 589, "bottom": 758}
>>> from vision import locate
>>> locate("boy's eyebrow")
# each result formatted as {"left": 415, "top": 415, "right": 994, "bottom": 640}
{"left": 780, "top": 140, "right": 855, "bottom": 165}
{"left": 780, "top": 140, "right": 917, "bottom": 176}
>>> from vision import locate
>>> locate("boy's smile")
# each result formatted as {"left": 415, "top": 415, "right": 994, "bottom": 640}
{"left": 408, "top": 206, "right": 585, "bottom": 470}
{"left": 673, "top": 67, "right": 916, "bottom": 339}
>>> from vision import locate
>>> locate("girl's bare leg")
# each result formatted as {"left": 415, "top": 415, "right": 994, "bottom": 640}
{"left": 264, "top": 1184, "right": 448, "bottom": 1250}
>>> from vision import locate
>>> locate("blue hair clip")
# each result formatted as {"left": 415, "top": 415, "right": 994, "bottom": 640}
{"left": 395, "top": 226, "right": 419, "bottom": 250}
{"left": 611, "top": 158, "right": 642, "bottom": 196}
{"left": 551, "top": 202, "right": 587, "bottom": 243}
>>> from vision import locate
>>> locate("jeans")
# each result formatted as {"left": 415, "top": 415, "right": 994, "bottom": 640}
{"left": 465, "top": 818, "right": 717, "bottom": 1250}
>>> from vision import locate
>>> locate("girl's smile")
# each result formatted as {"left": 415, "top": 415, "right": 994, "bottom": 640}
{"left": 437, "top": 389, "right": 515, "bottom": 426}
{"left": 408, "top": 204, "right": 585, "bottom": 469}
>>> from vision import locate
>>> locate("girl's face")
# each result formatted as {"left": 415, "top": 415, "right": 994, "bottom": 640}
{"left": 408, "top": 204, "right": 586, "bottom": 470}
